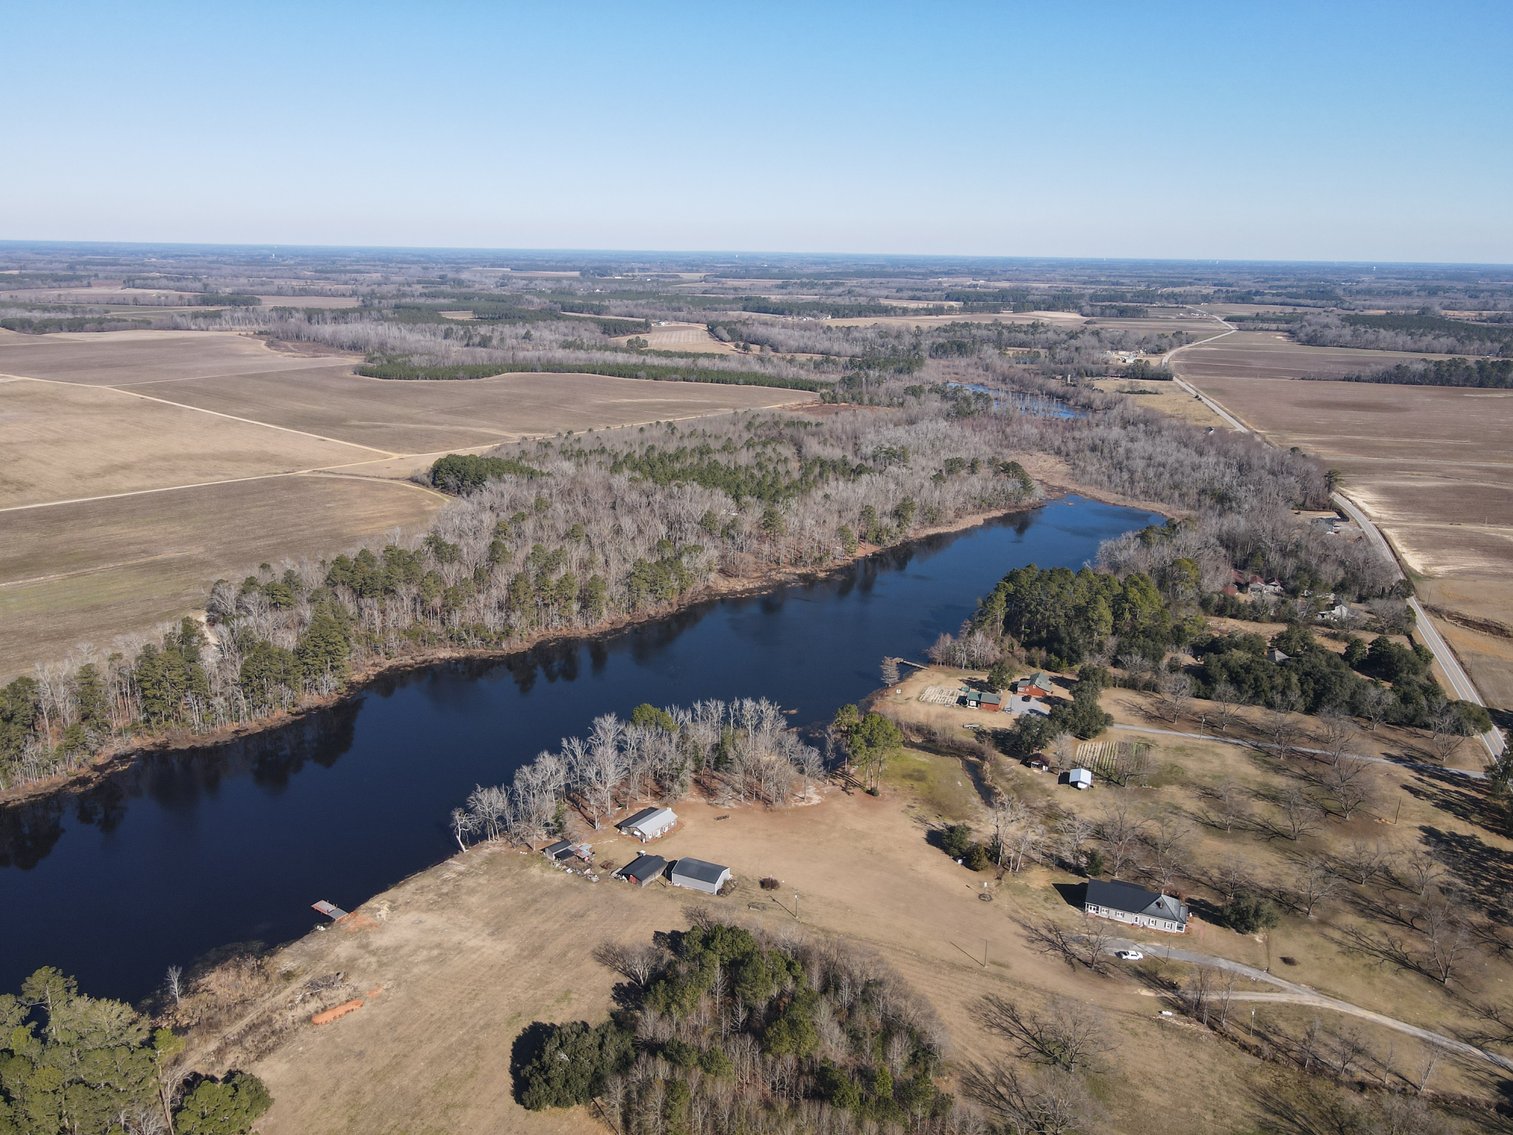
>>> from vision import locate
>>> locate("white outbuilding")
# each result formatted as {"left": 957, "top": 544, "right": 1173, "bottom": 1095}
{"left": 669, "top": 857, "right": 731, "bottom": 895}
{"left": 1067, "top": 768, "right": 1094, "bottom": 790}
{"left": 617, "top": 806, "right": 678, "bottom": 842}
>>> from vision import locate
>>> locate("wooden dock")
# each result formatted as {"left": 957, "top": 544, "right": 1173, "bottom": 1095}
{"left": 312, "top": 900, "right": 349, "bottom": 921}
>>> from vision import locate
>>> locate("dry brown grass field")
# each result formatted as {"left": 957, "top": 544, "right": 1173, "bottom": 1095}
{"left": 0, "top": 330, "right": 811, "bottom": 676}
{"left": 119, "top": 365, "right": 811, "bottom": 453}
{"left": 196, "top": 697, "right": 1508, "bottom": 1135}
{"left": 609, "top": 320, "right": 742, "bottom": 353}
{"left": 0, "top": 378, "right": 371, "bottom": 508}
{"left": 1173, "top": 334, "right": 1513, "bottom": 710}
{"left": 0, "top": 477, "right": 442, "bottom": 672}
{"left": 0, "top": 329, "right": 349, "bottom": 385}
{"left": 824, "top": 309, "right": 1088, "bottom": 329}
{"left": 1177, "top": 330, "right": 1450, "bottom": 381}
{"left": 1087, "top": 378, "right": 1229, "bottom": 427}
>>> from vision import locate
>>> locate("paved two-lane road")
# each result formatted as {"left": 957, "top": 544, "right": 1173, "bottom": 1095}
{"left": 1165, "top": 310, "right": 1505, "bottom": 760}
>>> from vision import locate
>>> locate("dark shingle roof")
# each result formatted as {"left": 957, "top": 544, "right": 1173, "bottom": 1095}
{"left": 618, "top": 807, "right": 660, "bottom": 830}
{"left": 1084, "top": 879, "right": 1187, "bottom": 923}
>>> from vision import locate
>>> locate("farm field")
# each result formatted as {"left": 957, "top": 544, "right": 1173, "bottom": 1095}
{"left": 1175, "top": 329, "right": 1449, "bottom": 380}
{"left": 0, "top": 329, "right": 349, "bottom": 385}
{"left": 206, "top": 720, "right": 1505, "bottom": 1135}
{"left": 824, "top": 309, "right": 1087, "bottom": 329}
{"left": 609, "top": 320, "right": 740, "bottom": 353}
{"left": 1174, "top": 334, "right": 1513, "bottom": 711}
{"left": 0, "top": 330, "right": 811, "bottom": 676}
{"left": 121, "top": 365, "right": 812, "bottom": 454}
{"left": 0, "top": 377, "right": 371, "bottom": 508}
{"left": 0, "top": 476, "right": 442, "bottom": 672}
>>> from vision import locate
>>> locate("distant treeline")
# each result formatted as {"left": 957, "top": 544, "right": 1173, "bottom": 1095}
{"left": 736, "top": 296, "right": 901, "bottom": 318}
{"left": 1280, "top": 311, "right": 1513, "bottom": 356}
{"left": 1315, "top": 357, "right": 1513, "bottom": 388}
{"left": 356, "top": 353, "right": 828, "bottom": 390}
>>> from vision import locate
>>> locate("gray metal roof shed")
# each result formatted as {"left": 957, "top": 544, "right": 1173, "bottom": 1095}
{"left": 669, "top": 857, "right": 731, "bottom": 895}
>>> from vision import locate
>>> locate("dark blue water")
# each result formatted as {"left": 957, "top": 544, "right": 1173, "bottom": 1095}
{"left": 0, "top": 496, "right": 1157, "bottom": 1000}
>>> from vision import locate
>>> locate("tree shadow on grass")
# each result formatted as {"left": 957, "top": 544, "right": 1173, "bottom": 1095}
{"left": 1403, "top": 765, "right": 1505, "bottom": 831}
{"left": 509, "top": 1021, "right": 556, "bottom": 1105}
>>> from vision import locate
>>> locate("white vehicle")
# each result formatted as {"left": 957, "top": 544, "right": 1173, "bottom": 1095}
{"left": 1115, "top": 949, "right": 1144, "bottom": 961}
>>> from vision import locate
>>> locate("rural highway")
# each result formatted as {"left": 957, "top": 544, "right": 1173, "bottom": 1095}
{"left": 1104, "top": 936, "right": 1513, "bottom": 1072}
{"left": 1163, "top": 312, "right": 1506, "bottom": 761}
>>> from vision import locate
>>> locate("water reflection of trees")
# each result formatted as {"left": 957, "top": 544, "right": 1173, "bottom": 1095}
{"left": 0, "top": 699, "right": 362, "bottom": 871}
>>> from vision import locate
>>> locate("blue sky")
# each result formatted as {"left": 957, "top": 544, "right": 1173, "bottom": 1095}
{"left": 6, "top": 0, "right": 1511, "bottom": 261}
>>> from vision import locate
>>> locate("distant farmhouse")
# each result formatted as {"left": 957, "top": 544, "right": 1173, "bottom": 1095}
{"left": 1083, "top": 879, "right": 1189, "bottom": 934}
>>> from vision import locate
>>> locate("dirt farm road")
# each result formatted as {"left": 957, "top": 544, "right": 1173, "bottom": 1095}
{"left": 1104, "top": 936, "right": 1513, "bottom": 1072}
{"left": 1164, "top": 312, "right": 1506, "bottom": 760}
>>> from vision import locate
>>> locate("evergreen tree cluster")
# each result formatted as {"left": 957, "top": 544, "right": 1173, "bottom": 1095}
{"left": 0, "top": 967, "right": 269, "bottom": 1135}
{"left": 516, "top": 919, "right": 958, "bottom": 1134}
{"left": 973, "top": 564, "right": 1188, "bottom": 669}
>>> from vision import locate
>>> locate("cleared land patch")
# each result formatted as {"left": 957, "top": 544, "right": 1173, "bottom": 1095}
{"left": 0, "top": 476, "right": 441, "bottom": 674}
{"left": 123, "top": 367, "right": 812, "bottom": 453}
{"left": 609, "top": 321, "right": 739, "bottom": 354}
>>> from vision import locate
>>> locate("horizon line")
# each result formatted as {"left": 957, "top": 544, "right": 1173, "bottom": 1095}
{"left": 3, "top": 237, "right": 1512, "bottom": 272}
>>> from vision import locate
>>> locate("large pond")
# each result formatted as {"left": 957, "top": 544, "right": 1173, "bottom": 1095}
{"left": 0, "top": 496, "right": 1159, "bottom": 1000}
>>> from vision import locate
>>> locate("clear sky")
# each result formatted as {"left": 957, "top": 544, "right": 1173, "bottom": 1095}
{"left": 6, "top": 0, "right": 1512, "bottom": 262}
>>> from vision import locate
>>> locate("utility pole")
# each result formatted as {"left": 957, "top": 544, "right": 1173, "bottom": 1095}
{"left": 793, "top": 892, "right": 800, "bottom": 921}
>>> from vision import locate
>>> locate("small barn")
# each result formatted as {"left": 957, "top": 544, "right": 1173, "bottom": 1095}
{"left": 1067, "top": 767, "right": 1094, "bottom": 790}
{"left": 614, "top": 853, "right": 668, "bottom": 887}
{"left": 617, "top": 806, "right": 678, "bottom": 842}
{"left": 542, "top": 839, "right": 580, "bottom": 864}
{"left": 961, "top": 689, "right": 1003, "bottom": 712}
{"left": 669, "top": 857, "right": 731, "bottom": 895}
{"left": 1083, "top": 879, "right": 1189, "bottom": 934}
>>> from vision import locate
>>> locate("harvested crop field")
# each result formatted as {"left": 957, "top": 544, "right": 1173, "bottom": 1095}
{"left": 1175, "top": 334, "right": 1513, "bottom": 709}
{"left": 0, "top": 329, "right": 349, "bottom": 385}
{"left": 120, "top": 366, "right": 811, "bottom": 453}
{"left": 0, "top": 476, "right": 442, "bottom": 673}
{"left": 0, "top": 329, "right": 811, "bottom": 675}
{"left": 0, "top": 378, "right": 371, "bottom": 508}
{"left": 1175, "top": 330, "right": 1444, "bottom": 381}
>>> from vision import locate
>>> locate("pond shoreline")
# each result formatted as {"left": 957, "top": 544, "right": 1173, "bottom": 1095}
{"left": 2, "top": 488, "right": 1147, "bottom": 812}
